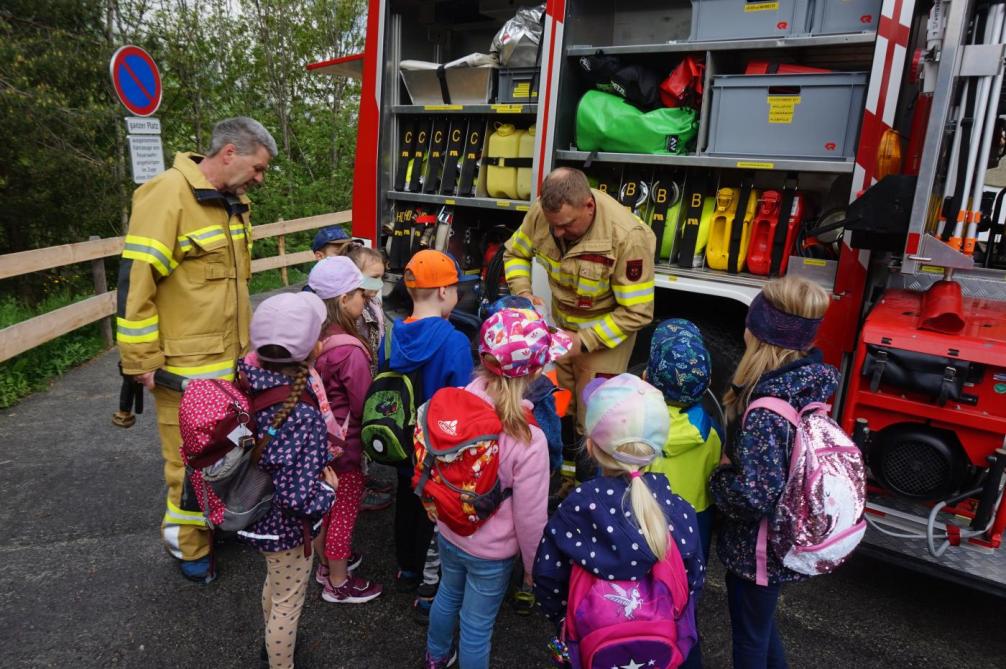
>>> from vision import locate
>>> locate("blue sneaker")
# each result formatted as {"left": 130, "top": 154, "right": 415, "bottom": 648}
{"left": 179, "top": 556, "right": 217, "bottom": 584}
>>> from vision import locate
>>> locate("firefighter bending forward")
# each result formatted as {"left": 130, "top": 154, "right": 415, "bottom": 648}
{"left": 503, "top": 167, "right": 656, "bottom": 485}
{"left": 117, "top": 117, "right": 276, "bottom": 583}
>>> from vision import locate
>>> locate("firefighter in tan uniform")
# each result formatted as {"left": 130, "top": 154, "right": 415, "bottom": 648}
{"left": 503, "top": 167, "right": 656, "bottom": 482}
{"left": 117, "top": 117, "right": 276, "bottom": 583}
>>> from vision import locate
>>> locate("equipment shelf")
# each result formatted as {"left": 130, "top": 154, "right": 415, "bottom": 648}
{"left": 391, "top": 104, "right": 538, "bottom": 115}
{"left": 386, "top": 191, "right": 531, "bottom": 211}
{"left": 554, "top": 150, "right": 856, "bottom": 174}
{"left": 565, "top": 32, "right": 876, "bottom": 57}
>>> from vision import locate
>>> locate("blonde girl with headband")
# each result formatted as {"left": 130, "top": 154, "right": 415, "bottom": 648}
{"left": 709, "top": 275, "right": 836, "bottom": 669}
{"left": 533, "top": 373, "right": 705, "bottom": 668}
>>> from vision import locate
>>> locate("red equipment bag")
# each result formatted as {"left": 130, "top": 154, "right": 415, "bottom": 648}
{"left": 659, "top": 56, "right": 704, "bottom": 109}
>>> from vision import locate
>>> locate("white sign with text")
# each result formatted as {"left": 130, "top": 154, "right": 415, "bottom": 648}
{"left": 128, "top": 134, "right": 165, "bottom": 184}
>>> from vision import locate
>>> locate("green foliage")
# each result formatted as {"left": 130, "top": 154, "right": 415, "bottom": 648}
{"left": 0, "top": 292, "right": 108, "bottom": 408}
{"left": 0, "top": 0, "right": 366, "bottom": 403}
{"left": 249, "top": 265, "right": 311, "bottom": 295}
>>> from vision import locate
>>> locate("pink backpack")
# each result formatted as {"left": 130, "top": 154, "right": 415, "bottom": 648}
{"left": 562, "top": 541, "right": 697, "bottom": 669}
{"left": 744, "top": 398, "right": 867, "bottom": 586}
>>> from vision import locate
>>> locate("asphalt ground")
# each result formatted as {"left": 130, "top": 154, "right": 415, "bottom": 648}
{"left": 2, "top": 324, "right": 1005, "bottom": 668}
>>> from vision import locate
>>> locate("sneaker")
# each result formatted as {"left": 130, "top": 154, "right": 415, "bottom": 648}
{"left": 396, "top": 569, "right": 422, "bottom": 593}
{"left": 321, "top": 575, "right": 383, "bottom": 604}
{"left": 512, "top": 584, "right": 535, "bottom": 616}
{"left": 423, "top": 647, "right": 458, "bottom": 669}
{"left": 416, "top": 580, "right": 438, "bottom": 599}
{"left": 361, "top": 489, "right": 393, "bottom": 512}
{"left": 365, "top": 475, "right": 394, "bottom": 494}
{"left": 413, "top": 595, "right": 434, "bottom": 625}
{"left": 315, "top": 553, "right": 363, "bottom": 586}
{"left": 179, "top": 556, "right": 217, "bottom": 584}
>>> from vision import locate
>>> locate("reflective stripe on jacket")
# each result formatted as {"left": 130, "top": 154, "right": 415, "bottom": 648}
{"left": 117, "top": 152, "right": 253, "bottom": 378}
{"left": 503, "top": 188, "right": 656, "bottom": 351}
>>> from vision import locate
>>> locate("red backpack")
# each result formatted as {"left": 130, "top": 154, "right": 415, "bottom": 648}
{"left": 178, "top": 377, "right": 318, "bottom": 531}
{"left": 411, "top": 387, "right": 536, "bottom": 536}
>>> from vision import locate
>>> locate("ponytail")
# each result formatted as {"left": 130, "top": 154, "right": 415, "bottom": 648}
{"left": 591, "top": 441, "right": 668, "bottom": 560}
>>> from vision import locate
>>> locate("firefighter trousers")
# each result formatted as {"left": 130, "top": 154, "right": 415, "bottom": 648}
{"left": 554, "top": 332, "right": 637, "bottom": 437}
{"left": 152, "top": 386, "right": 210, "bottom": 561}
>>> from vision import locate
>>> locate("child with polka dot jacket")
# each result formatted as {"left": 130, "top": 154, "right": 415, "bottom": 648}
{"left": 532, "top": 374, "right": 705, "bottom": 660}
{"left": 237, "top": 292, "right": 339, "bottom": 669}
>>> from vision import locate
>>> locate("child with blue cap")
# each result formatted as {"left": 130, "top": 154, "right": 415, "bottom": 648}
{"left": 644, "top": 318, "right": 723, "bottom": 669}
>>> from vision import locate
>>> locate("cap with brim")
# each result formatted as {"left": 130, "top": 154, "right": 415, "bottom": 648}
{"left": 311, "top": 226, "right": 351, "bottom": 252}
{"left": 582, "top": 374, "right": 669, "bottom": 466}
{"left": 251, "top": 292, "right": 327, "bottom": 363}
{"left": 308, "top": 256, "right": 370, "bottom": 299}
{"left": 405, "top": 249, "right": 478, "bottom": 288}
{"left": 478, "top": 308, "right": 571, "bottom": 377}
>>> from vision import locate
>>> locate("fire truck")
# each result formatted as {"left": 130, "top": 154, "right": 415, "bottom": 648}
{"left": 308, "top": 0, "right": 1006, "bottom": 593}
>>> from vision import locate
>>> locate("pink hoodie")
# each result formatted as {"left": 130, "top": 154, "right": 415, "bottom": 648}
{"left": 435, "top": 376, "right": 550, "bottom": 575}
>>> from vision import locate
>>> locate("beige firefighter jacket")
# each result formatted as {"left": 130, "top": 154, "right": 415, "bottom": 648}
{"left": 117, "top": 152, "right": 253, "bottom": 380}
{"left": 503, "top": 188, "right": 656, "bottom": 352}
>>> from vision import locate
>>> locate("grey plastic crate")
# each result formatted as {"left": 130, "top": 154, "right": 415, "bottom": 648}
{"left": 690, "top": 0, "right": 804, "bottom": 41}
{"left": 706, "top": 72, "right": 868, "bottom": 159}
{"left": 497, "top": 67, "right": 540, "bottom": 104}
{"left": 809, "top": 0, "right": 882, "bottom": 35}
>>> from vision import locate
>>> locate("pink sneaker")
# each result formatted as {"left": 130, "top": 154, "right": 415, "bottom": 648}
{"left": 315, "top": 553, "right": 362, "bottom": 586}
{"left": 321, "top": 575, "right": 383, "bottom": 604}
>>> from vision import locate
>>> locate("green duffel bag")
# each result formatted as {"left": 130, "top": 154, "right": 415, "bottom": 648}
{"left": 576, "top": 90, "right": 698, "bottom": 155}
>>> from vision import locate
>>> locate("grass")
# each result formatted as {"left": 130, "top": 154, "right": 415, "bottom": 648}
{"left": 0, "top": 291, "right": 109, "bottom": 409}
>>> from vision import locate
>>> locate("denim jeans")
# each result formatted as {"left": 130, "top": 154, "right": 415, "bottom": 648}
{"left": 426, "top": 535, "right": 515, "bottom": 669}
{"left": 725, "top": 571, "right": 788, "bottom": 669}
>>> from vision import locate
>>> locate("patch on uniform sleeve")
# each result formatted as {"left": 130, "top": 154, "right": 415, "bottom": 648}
{"left": 626, "top": 259, "right": 643, "bottom": 281}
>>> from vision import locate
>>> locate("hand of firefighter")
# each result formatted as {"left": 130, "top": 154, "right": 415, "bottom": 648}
{"left": 134, "top": 371, "right": 156, "bottom": 390}
{"left": 518, "top": 291, "right": 545, "bottom": 307}
{"left": 558, "top": 330, "right": 582, "bottom": 359}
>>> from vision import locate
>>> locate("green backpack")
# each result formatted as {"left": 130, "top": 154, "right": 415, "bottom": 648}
{"left": 576, "top": 90, "right": 698, "bottom": 155}
{"left": 361, "top": 322, "right": 425, "bottom": 465}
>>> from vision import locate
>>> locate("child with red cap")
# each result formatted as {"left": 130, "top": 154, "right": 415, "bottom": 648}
{"left": 419, "top": 307, "right": 570, "bottom": 669}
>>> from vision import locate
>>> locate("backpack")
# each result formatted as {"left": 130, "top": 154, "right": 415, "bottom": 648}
{"left": 361, "top": 321, "right": 425, "bottom": 465}
{"left": 178, "top": 377, "right": 317, "bottom": 531}
{"left": 562, "top": 542, "right": 697, "bottom": 669}
{"left": 411, "top": 387, "right": 535, "bottom": 536}
{"left": 743, "top": 398, "right": 867, "bottom": 586}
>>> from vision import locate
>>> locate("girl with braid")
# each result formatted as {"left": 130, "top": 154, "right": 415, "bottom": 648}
{"left": 237, "top": 292, "right": 339, "bottom": 669}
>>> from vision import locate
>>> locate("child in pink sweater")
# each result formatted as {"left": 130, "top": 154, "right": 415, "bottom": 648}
{"left": 418, "top": 308, "right": 570, "bottom": 669}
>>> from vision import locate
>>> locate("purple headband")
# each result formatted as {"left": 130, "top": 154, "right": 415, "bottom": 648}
{"left": 745, "top": 292, "right": 822, "bottom": 351}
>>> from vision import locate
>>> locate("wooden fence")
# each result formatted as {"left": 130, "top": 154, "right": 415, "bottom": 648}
{"left": 0, "top": 210, "right": 351, "bottom": 363}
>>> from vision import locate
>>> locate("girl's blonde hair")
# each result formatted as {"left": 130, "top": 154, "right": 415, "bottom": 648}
{"left": 346, "top": 244, "right": 384, "bottom": 270}
{"left": 723, "top": 276, "right": 830, "bottom": 423}
{"left": 477, "top": 363, "right": 533, "bottom": 444}
{"left": 322, "top": 295, "right": 372, "bottom": 356}
{"left": 590, "top": 441, "right": 668, "bottom": 560}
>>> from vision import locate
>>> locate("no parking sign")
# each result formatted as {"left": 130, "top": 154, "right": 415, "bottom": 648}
{"left": 109, "top": 45, "right": 162, "bottom": 117}
{"left": 111, "top": 45, "right": 165, "bottom": 183}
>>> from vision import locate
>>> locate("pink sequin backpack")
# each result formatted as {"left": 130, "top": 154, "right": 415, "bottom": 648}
{"left": 743, "top": 398, "right": 867, "bottom": 586}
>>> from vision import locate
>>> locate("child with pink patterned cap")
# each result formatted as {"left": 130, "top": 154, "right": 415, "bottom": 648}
{"left": 421, "top": 308, "right": 570, "bottom": 669}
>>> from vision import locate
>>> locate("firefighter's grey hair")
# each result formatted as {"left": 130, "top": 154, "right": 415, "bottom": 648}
{"left": 539, "top": 167, "right": 593, "bottom": 212}
{"left": 208, "top": 117, "right": 278, "bottom": 158}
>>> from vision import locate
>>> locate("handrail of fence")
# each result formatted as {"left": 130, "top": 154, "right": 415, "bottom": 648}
{"left": 0, "top": 209, "right": 351, "bottom": 364}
